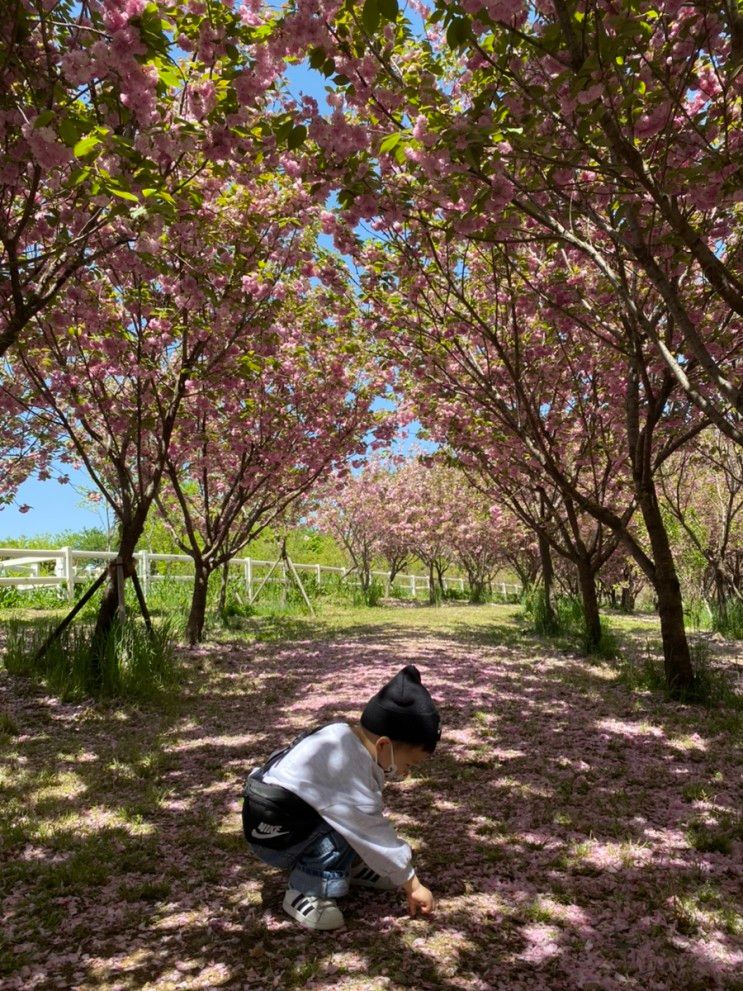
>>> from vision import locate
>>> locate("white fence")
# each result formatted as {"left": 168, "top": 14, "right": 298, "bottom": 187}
{"left": 0, "top": 546, "right": 522, "bottom": 603}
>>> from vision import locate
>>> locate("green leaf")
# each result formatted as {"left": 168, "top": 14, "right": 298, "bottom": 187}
{"left": 34, "top": 110, "right": 55, "bottom": 128}
{"left": 70, "top": 166, "right": 91, "bottom": 188}
{"left": 379, "top": 131, "right": 402, "bottom": 153}
{"left": 135, "top": 3, "right": 169, "bottom": 56}
{"left": 58, "top": 117, "right": 83, "bottom": 147}
{"left": 379, "top": 0, "right": 398, "bottom": 21}
{"left": 446, "top": 17, "right": 470, "bottom": 50}
{"left": 157, "top": 62, "right": 182, "bottom": 89}
{"left": 287, "top": 124, "right": 307, "bottom": 149}
{"left": 275, "top": 117, "right": 294, "bottom": 141}
{"left": 108, "top": 187, "right": 139, "bottom": 202}
{"left": 362, "top": 0, "right": 380, "bottom": 34}
{"left": 73, "top": 134, "right": 102, "bottom": 158}
{"left": 309, "top": 47, "right": 327, "bottom": 69}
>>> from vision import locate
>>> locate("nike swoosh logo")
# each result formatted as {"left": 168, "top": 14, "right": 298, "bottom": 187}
{"left": 251, "top": 827, "right": 290, "bottom": 839}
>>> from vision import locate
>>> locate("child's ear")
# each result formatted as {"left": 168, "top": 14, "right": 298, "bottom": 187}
{"left": 375, "top": 736, "right": 392, "bottom": 758}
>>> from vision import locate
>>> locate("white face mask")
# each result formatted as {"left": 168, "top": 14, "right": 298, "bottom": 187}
{"left": 378, "top": 740, "right": 400, "bottom": 781}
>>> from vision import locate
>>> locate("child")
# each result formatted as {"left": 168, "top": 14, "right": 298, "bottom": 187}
{"left": 243, "top": 664, "right": 441, "bottom": 931}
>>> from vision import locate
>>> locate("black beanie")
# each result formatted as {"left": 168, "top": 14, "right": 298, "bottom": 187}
{"left": 361, "top": 665, "right": 441, "bottom": 751}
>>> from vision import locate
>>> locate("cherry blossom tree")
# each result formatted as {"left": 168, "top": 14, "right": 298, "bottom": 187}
{"left": 660, "top": 429, "right": 743, "bottom": 610}
{"left": 480, "top": 467, "right": 622, "bottom": 646}
{"left": 445, "top": 482, "right": 504, "bottom": 603}
{"left": 597, "top": 545, "right": 647, "bottom": 613}
{"left": 158, "top": 274, "right": 386, "bottom": 644}
{"left": 12, "top": 170, "right": 315, "bottom": 664}
{"left": 313, "top": 465, "right": 389, "bottom": 593}
{"left": 359, "top": 229, "right": 702, "bottom": 689}
{"left": 1, "top": 0, "right": 288, "bottom": 359}
{"left": 0, "top": 380, "right": 56, "bottom": 511}
{"left": 392, "top": 458, "right": 460, "bottom": 603}
{"left": 272, "top": 0, "right": 743, "bottom": 444}
{"left": 496, "top": 508, "right": 541, "bottom": 593}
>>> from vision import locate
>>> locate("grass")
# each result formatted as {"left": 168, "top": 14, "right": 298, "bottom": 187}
{"left": 711, "top": 599, "right": 743, "bottom": 640}
{"left": 2, "top": 617, "right": 178, "bottom": 702}
{"left": 686, "top": 813, "right": 743, "bottom": 855}
{"left": 0, "top": 710, "right": 19, "bottom": 738}
{"left": 520, "top": 590, "right": 619, "bottom": 658}
{"left": 617, "top": 637, "right": 743, "bottom": 709}
{"left": 0, "top": 601, "right": 741, "bottom": 991}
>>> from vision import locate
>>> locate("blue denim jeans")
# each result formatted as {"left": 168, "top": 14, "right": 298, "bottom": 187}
{"left": 249, "top": 821, "right": 355, "bottom": 898}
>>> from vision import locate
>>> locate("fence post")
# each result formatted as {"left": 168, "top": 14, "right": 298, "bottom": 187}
{"left": 63, "top": 546, "right": 74, "bottom": 603}
{"left": 139, "top": 550, "right": 149, "bottom": 600}
{"left": 316, "top": 563, "right": 321, "bottom": 588}
{"left": 411, "top": 575, "right": 416, "bottom": 599}
{"left": 244, "top": 558, "right": 252, "bottom": 599}
{"left": 459, "top": 578, "right": 464, "bottom": 592}
{"left": 501, "top": 582, "right": 507, "bottom": 598}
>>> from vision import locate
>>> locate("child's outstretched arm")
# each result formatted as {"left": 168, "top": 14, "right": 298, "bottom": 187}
{"left": 403, "top": 875, "right": 435, "bottom": 917}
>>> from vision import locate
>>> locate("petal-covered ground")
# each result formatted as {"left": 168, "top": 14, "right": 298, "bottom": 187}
{"left": 1, "top": 605, "right": 741, "bottom": 991}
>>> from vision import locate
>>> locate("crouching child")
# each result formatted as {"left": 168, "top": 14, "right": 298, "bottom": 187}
{"left": 242, "top": 664, "right": 441, "bottom": 931}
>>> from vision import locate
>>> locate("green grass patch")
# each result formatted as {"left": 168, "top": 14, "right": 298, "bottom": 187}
{"left": 617, "top": 640, "right": 742, "bottom": 709}
{"left": 710, "top": 600, "right": 743, "bottom": 640}
{"left": 686, "top": 814, "right": 742, "bottom": 855}
{"left": 0, "top": 710, "right": 20, "bottom": 738}
{"left": 2, "top": 617, "right": 178, "bottom": 702}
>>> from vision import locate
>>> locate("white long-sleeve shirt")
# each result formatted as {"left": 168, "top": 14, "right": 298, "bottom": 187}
{"left": 262, "top": 721, "right": 415, "bottom": 886}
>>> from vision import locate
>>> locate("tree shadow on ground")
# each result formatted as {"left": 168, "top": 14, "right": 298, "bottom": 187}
{"left": 0, "top": 614, "right": 741, "bottom": 991}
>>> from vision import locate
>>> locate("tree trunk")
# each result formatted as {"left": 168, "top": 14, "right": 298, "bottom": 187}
{"left": 428, "top": 561, "right": 437, "bottom": 605}
{"left": 360, "top": 557, "right": 371, "bottom": 593}
{"left": 640, "top": 491, "right": 695, "bottom": 695}
{"left": 186, "top": 562, "right": 211, "bottom": 646}
{"left": 91, "top": 517, "right": 143, "bottom": 680}
{"left": 538, "top": 532, "right": 558, "bottom": 632}
{"left": 469, "top": 577, "right": 486, "bottom": 604}
{"left": 713, "top": 568, "right": 727, "bottom": 613}
{"left": 576, "top": 556, "right": 602, "bottom": 653}
{"left": 217, "top": 561, "right": 230, "bottom": 615}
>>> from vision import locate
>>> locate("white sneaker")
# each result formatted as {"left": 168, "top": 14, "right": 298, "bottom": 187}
{"left": 349, "top": 861, "right": 396, "bottom": 891}
{"left": 282, "top": 888, "right": 345, "bottom": 930}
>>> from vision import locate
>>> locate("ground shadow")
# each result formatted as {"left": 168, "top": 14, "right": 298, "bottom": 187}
{"left": 0, "top": 612, "right": 741, "bottom": 991}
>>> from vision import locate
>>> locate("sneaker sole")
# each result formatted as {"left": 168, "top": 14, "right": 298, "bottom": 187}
{"left": 282, "top": 893, "right": 344, "bottom": 931}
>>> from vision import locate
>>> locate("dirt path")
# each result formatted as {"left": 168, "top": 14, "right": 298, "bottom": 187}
{"left": 1, "top": 618, "right": 741, "bottom": 991}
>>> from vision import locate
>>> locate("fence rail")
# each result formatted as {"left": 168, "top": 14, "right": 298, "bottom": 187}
{"left": 0, "top": 546, "right": 522, "bottom": 603}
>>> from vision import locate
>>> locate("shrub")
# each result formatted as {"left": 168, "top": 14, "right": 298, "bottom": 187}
{"left": 710, "top": 600, "right": 743, "bottom": 640}
{"left": 353, "top": 578, "right": 384, "bottom": 607}
{"left": 2, "top": 618, "right": 178, "bottom": 702}
{"left": 684, "top": 598, "right": 713, "bottom": 632}
{"left": 618, "top": 640, "right": 742, "bottom": 708}
{"left": 521, "top": 586, "right": 560, "bottom": 635}
{"left": 443, "top": 585, "right": 471, "bottom": 602}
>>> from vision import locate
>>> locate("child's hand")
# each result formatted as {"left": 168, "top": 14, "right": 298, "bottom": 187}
{"left": 403, "top": 875, "right": 435, "bottom": 917}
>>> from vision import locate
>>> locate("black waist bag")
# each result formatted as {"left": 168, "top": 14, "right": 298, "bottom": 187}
{"left": 242, "top": 728, "right": 323, "bottom": 850}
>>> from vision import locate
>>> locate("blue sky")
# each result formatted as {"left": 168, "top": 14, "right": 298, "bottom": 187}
{"left": 1, "top": 465, "right": 109, "bottom": 540}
